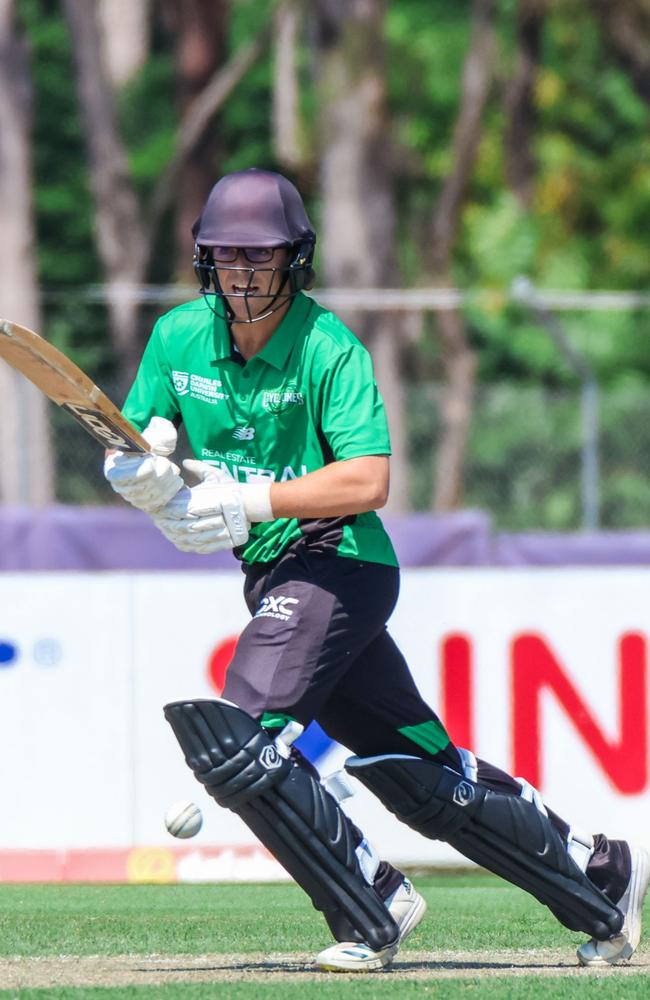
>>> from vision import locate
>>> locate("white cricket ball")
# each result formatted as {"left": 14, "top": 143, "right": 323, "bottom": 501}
{"left": 164, "top": 800, "right": 203, "bottom": 839}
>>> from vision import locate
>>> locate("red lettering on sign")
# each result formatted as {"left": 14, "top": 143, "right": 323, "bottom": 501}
{"left": 512, "top": 633, "right": 648, "bottom": 794}
{"left": 440, "top": 634, "right": 474, "bottom": 750}
{"left": 206, "top": 636, "right": 239, "bottom": 696}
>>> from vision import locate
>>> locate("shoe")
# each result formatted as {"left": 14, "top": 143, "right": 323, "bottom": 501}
{"left": 315, "top": 878, "right": 427, "bottom": 972}
{"left": 577, "top": 845, "right": 650, "bottom": 966}
{"left": 385, "top": 876, "right": 428, "bottom": 941}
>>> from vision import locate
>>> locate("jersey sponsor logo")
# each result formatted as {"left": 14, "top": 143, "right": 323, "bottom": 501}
{"left": 262, "top": 380, "right": 305, "bottom": 414}
{"left": 172, "top": 371, "right": 229, "bottom": 404}
{"left": 233, "top": 426, "right": 255, "bottom": 441}
{"left": 254, "top": 595, "right": 299, "bottom": 622}
{"left": 200, "top": 450, "right": 308, "bottom": 483}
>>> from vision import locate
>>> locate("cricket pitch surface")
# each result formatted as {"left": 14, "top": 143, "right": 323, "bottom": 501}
{"left": 2, "top": 949, "right": 649, "bottom": 988}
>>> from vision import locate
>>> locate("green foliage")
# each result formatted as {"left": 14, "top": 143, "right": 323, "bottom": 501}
{"left": 16, "top": 0, "right": 650, "bottom": 523}
{"left": 463, "top": 193, "right": 539, "bottom": 286}
{"left": 118, "top": 55, "right": 176, "bottom": 195}
{"left": 17, "top": 0, "right": 98, "bottom": 289}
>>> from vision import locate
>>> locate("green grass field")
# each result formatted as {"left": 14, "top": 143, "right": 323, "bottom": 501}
{"left": 0, "top": 873, "right": 648, "bottom": 998}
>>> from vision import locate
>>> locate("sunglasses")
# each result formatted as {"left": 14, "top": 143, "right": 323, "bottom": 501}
{"left": 211, "top": 246, "right": 279, "bottom": 264}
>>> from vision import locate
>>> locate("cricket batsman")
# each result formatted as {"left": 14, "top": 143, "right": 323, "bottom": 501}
{"left": 104, "top": 168, "right": 648, "bottom": 972}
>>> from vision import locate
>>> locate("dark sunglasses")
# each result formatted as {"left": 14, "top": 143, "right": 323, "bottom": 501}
{"left": 211, "top": 246, "right": 278, "bottom": 264}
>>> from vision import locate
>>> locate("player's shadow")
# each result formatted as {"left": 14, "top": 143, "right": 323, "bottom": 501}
{"left": 133, "top": 954, "right": 650, "bottom": 977}
{"left": 393, "top": 957, "right": 650, "bottom": 974}
{"left": 395, "top": 958, "right": 568, "bottom": 972}
{"left": 133, "top": 958, "right": 314, "bottom": 975}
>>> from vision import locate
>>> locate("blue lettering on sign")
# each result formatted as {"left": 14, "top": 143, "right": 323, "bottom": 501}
{"left": 0, "top": 641, "right": 18, "bottom": 667}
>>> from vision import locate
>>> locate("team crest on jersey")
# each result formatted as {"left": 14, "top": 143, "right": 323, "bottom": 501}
{"left": 262, "top": 381, "right": 305, "bottom": 414}
{"left": 172, "top": 371, "right": 189, "bottom": 395}
{"left": 171, "top": 370, "right": 229, "bottom": 404}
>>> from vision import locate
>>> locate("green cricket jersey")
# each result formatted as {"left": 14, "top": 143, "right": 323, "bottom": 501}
{"left": 123, "top": 291, "right": 398, "bottom": 567}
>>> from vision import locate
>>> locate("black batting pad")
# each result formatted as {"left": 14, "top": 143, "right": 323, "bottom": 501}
{"left": 164, "top": 699, "right": 399, "bottom": 951}
{"left": 346, "top": 754, "right": 622, "bottom": 942}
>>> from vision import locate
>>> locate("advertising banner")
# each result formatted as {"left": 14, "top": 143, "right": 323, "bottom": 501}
{"left": 0, "top": 569, "right": 648, "bottom": 879}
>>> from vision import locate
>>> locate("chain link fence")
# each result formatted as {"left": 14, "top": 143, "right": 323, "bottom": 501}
{"left": 13, "top": 284, "right": 650, "bottom": 530}
{"left": 408, "top": 380, "right": 650, "bottom": 530}
{"left": 49, "top": 374, "right": 650, "bottom": 531}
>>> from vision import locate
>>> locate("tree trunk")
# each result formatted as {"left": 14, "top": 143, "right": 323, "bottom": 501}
{"left": 146, "top": 16, "right": 273, "bottom": 272}
{"left": 504, "top": 0, "right": 545, "bottom": 208}
{"left": 589, "top": 0, "right": 650, "bottom": 105}
{"left": 313, "top": 0, "right": 408, "bottom": 512}
{"left": 98, "top": 0, "right": 151, "bottom": 88}
{"left": 63, "top": 0, "right": 149, "bottom": 383}
{"left": 161, "top": 0, "right": 228, "bottom": 281}
{"left": 0, "top": 0, "right": 53, "bottom": 505}
{"left": 66, "top": 0, "right": 273, "bottom": 382}
{"left": 431, "top": 0, "right": 496, "bottom": 511}
{"left": 273, "top": 0, "right": 304, "bottom": 170}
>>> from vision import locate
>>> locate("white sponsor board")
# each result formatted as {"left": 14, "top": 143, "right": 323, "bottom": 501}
{"left": 0, "top": 569, "right": 649, "bottom": 874}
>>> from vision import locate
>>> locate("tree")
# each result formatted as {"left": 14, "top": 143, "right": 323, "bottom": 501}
{"left": 589, "top": 0, "right": 650, "bottom": 103}
{"left": 311, "top": 0, "right": 409, "bottom": 512}
{"left": 98, "top": 0, "right": 151, "bottom": 88}
{"left": 0, "top": 0, "right": 52, "bottom": 503}
{"left": 62, "top": 0, "right": 149, "bottom": 382}
{"left": 272, "top": 0, "right": 304, "bottom": 170}
{"left": 430, "top": 0, "right": 496, "bottom": 511}
{"left": 504, "top": 0, "right": 546, "bottom": 208}
{"left": 63, "top": 0, "right": 273, "bottom": 379}
{"left": 161, "top": 0, "right": 228, "bottom": 280}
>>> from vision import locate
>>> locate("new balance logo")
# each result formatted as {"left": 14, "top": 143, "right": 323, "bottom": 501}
{"left": 233, "top": 426, "right": 255, "bottom": 441}
{"left": 255, "top": 595, "right": 299, "bottom": 621}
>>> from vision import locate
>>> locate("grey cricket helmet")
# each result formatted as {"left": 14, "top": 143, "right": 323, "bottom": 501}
{"left": 192, "top": 167, "right": 315, "bottom": 248}
{"left": 192, "top": 168, "right": 316, "bottom": 323}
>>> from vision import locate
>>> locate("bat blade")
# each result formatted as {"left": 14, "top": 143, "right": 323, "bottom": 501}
{"left": 0, "top": 319, "right": 148, "bottom": 452}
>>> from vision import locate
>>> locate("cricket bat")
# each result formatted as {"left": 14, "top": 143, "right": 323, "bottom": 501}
{"left": 0, "top": 319, "right": 148, "bottom": 453}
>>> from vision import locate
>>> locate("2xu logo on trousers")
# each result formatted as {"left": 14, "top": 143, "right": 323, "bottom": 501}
{"left": 255, "top": 595, "right": 299, "bottom": 622}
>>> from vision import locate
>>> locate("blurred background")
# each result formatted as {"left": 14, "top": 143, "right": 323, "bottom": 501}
{"left": 2, "top": 0, "right": 650, "bottom": 878}
{"left": 5, "top": 0, "right": 650, "bottom": 530}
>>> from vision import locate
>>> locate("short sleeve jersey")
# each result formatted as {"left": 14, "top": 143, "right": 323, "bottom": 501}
{"left": 123, "top": 292, "right": 398, "bottom": 567}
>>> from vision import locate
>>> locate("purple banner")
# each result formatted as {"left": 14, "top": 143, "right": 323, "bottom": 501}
{"left": 1, "top": 505, "right": 650, "bottom": 570}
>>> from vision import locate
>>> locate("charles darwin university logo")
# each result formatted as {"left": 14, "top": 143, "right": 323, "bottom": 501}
{"left": 255, "top": 595, "right": 299, "bottom": 621}
{"left": 172, "top": 371, "right": 190, "bottom": 395}
{"left": 172, "top": 371, "right": 229, "bottom": 404}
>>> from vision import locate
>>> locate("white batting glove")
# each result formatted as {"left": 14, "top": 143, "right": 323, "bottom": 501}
{"left": 153, "top": 506, "right": 234, "bottom": 553}
{"left": 152, "top": 484, "right": 237, "bottom": 554}
{"left": 183, "top": 460, "right": 274, "bottom": 543}
{"left": 104, "top": 416, "right": 183, "bottom": 514}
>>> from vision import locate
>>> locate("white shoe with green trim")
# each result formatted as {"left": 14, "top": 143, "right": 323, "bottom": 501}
{"left": 577, "top": 845, "right": 650, "bottom": 966}
{"left": 315, "top": 878, "right": 427, "bottom": 973}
